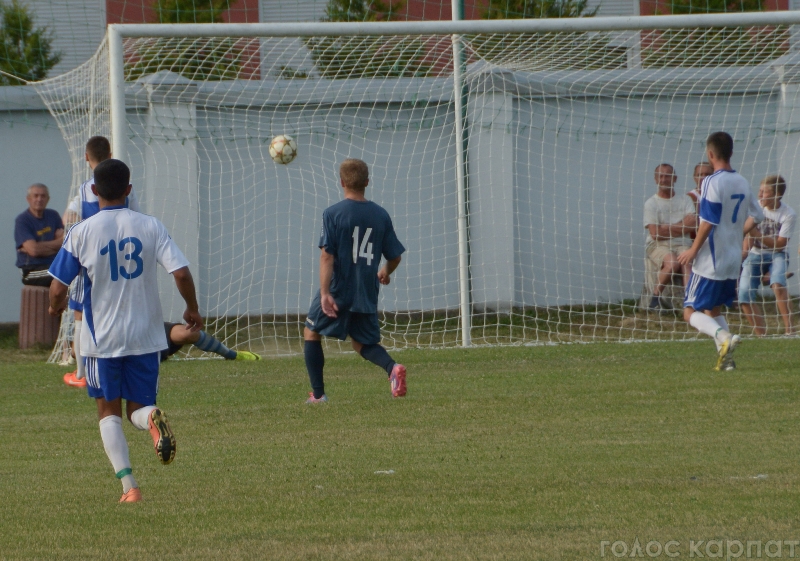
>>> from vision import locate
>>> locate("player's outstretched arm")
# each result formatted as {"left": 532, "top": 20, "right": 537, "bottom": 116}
{"left": 378, "top": 256, "right": 402, "bottom": 285}
{"left": 172, "top": 266, "right": 203, "bottom": 332}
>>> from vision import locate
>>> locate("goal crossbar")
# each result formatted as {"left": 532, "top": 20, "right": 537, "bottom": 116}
{"left": 109, "top": 12, "right": 800, "bottom": 38}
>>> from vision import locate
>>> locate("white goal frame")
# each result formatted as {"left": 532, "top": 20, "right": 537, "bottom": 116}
{"left": 102, "top": 12, "right": 800, "bottom": 351}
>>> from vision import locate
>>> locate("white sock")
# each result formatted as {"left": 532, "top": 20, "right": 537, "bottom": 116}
{"left": 130, "top": 405, "right": 157, "bottom": 431}
{"left": 713, "top": 316, "right": 730, "bottom": 351}
{"left": 99, "top": 415, "right": 137, "bottom": 492}
{"left": 690, "top": 311, "right": 729, "bottom": 342}
{"left": 74, "top": 324, "right": 85, "bottom": 380}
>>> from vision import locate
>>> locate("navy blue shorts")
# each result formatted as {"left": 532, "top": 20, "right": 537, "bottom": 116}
{"left": 684, "top": 273, "right": 737, "bottom": 312}
{"left": 305, "top": 292, "right": 381, "bottom": 345}
{"left": 85, "top": 352, "right": 160, "bottom": 405}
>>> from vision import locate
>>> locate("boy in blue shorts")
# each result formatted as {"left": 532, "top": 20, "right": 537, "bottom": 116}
{"left": 739, "top": 174, "right": 796, "bottom": 336}
{"left": 303, "top": 159, "right": 406, "bottom": 402}
{"left": 49, "top": 159, "right": 202, "bottom": 503}
{"left": 678, "top": 132, "right": 763, "bottom": 371}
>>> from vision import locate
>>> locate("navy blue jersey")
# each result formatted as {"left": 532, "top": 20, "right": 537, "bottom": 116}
{"left": 319, "top": 199, "right": 405, "bottom": 313}
{"left": 14, "top": 208, "right": 64, "bottom": 269}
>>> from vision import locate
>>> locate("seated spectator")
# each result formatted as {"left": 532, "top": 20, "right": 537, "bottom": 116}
{"left": 738, "top": 175, "right": 796, "bottom": 336}
{"left": 15, "top": 183, "right": 64, "bottom": 287}
{"left": 643, "top": 163, "right": 696, "bottom": 311}
{"left": 687, "top": 161, "right": 714, "bottom": 211}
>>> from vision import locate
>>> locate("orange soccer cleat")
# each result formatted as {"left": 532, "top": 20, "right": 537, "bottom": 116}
{"left": 63, "top": 371, "right": 86, "bottom": 388}
{"left": 147, "top": 408, "right": 176, "bottom": 465}
{"left": 119, "top": 487, "right": 142, "bottom": 503}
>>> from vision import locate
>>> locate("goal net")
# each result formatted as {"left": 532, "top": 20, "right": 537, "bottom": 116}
{"left": 34, "top": 15, "right": 800, "bottom": 360}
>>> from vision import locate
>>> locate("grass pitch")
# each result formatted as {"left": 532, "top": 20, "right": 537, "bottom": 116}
{"left": 1, "top": 338, "right": 799, "bottom": 560}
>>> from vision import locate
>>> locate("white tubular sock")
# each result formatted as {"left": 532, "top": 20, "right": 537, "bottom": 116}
{"left": 99, "top": 415, "right": 137, "bottom": 492}
{"left": 713, "top": 316, "right": 730, "bottom": 351}
{"left": 690, "top": 312, "right": 730, "bottom": 343}
{"left": 130, "top": 405, "right": 157, "bottom": 431}
{"left": 74, "top": 325, "right": 85, "bottom": 380}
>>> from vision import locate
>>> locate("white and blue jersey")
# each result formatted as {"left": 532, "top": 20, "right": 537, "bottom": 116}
{"left": 693, "top": 169, "right": 763, "bottom": 281}
{"left": 319, "top": 199, "right": 405, "bottom": 313}
{"left": 66, "top": 176, "right": 140, "bottom": 220}
{"left": 49, "top": 207, "right": 189, "bottom": 358}
{"left": 67, "top": 177, "right": 140, "bottom": 311}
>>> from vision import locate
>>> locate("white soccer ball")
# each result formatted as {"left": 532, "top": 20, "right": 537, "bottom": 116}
{"left": 269, "top": 134, "right": 298, "bottom": 164}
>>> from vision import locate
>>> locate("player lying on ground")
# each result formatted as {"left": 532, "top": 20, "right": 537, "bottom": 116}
{"left": 678, "top": 132, "right": 763, "bottom": 371}
{"left": 49, "top": 158, "right": 200, "bottom": 503}
{"left": 303, "top": 158, "right": 407, "bottom": 403}
{"left": 64, "top": 323, "right": 260, "bottom": 387}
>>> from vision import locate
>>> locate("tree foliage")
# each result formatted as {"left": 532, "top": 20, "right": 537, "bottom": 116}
{"left": 153, "top": 0, "right": 233, "bottom": 23}
{"left": 305, "top": 0, "right": 438, "bottom": 79}
{"left": 642, "top": 0, "right": 787, "bottom": 67}
{"left": 0, "top": 0, "right": 60, "bottom": 85}
{"left": 126, "top": 0, "right": 241, "bottom": 81}
{"left": 482, "top": 0, "right": 597, "bottom": 20}
{"left": 472, "top": 0, "right": 625, "bottom": 70}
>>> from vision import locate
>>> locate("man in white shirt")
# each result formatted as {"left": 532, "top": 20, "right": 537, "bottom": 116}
{"left": 678, "top": 132, "right": 763, "bottom": 371}
{"left": 48, "top": 159, "right": 202, "bottom": 503}
{"left": 739, "top": 174, "right": 796, "bottom": 336}
{"left": 643, "top": 163, "right": 696, "bottom": 310}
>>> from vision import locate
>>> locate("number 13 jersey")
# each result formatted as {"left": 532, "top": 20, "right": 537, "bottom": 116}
{"left": 694, "top": 169, "right": 763, "bottom": 281}
{"left": 49, "top": 206, "right": 189, "bottom": 358}
{"left": 319, "top": 199, "right": 405, "bottom": 314}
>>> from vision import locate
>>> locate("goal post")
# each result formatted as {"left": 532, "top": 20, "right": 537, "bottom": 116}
{"left": 37, "top": 12, "right": 800, "bottom": 361}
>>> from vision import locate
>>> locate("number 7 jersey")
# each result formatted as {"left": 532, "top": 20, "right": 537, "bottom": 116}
{"left": 49, "top": 207, "right": 189, "bottom": 358}
{"left": 694, "top": 169, "right": 763, "bottom": 280}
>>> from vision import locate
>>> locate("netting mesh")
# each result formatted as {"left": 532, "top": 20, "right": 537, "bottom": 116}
{"left": 34, "top": 22, "right": 800, "bottom": 360}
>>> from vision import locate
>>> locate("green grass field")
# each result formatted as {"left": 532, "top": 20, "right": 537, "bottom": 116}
{"left": 2, "top": 336, "right": 799, "bottom": 560}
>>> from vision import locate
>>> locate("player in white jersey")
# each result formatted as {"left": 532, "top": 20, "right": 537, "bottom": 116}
{"left": 678, "top": 132, "right": 763, "bottom": 371}
{"left": 62, "top": 136, "right": 140, "bottom": 388}
{"left": 739, "top": 174, "right": 797, "bottom": 336}
{"left": 49, "top": 159, "right": 202, "bottom": 503}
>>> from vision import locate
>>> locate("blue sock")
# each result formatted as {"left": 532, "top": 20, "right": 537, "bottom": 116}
{"left": 194, "top": 331, "right": 236, "bottom": 360}
{"left": 359, "top": 344, "right": 395, "bottom": 377}
{"left": 304, "top": 341, "right": 325, "bottom": 398}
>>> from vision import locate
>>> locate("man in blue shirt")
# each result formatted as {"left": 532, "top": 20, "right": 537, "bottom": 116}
{"left": 14, "top": 183, "right": 64, "bottom": 287}
{"left": 304, "top": 159, "right": 406, "bottom": 402}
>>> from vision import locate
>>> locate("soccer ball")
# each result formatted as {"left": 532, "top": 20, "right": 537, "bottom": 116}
{"left": 269, "top": 134, "right": 297, "bottom": 164}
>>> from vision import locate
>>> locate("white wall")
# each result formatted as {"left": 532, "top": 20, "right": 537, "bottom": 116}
{"left": 0, "top": 88, "right": 71, "bottom": 322}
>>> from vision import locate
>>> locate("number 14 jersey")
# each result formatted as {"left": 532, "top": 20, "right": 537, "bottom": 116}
{"left": 49, "top": 206, "right": 189, "bottom": 358}
{"left": 694, "top": 169, "right": 763, "bottom": 281}
{"left": 319, "top": 199, "right": 405, "bottom": 314}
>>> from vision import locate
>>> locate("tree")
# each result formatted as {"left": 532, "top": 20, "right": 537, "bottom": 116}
{"left": 482, "top": 0, "right": 597, "bottom": 20}
{"left": 305, "top": 0, "right": 439, "bottom": 79}
{"left": 0, "top": 0, "right": 61, "bottom": 85}
{"left": 126, "top": 0, "right": 241, "bottom": 81}
{"left": 472, "top": 0, "right": 626, "bottom": 71}
{"left": 642, "top": 0, "right": 787, "bottom": 67}
{"left": 153, "top": 0, "right": 234, "bottom": 23}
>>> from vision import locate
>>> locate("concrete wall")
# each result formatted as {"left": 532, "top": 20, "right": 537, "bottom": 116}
{"left": 2, "top": 65, "right": 797, "bottom": 322}
{"left": 0, "top": 89, "right": 72, "bottom": 322}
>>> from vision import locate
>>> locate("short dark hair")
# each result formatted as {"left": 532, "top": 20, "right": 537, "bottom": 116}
{"left": 93, "top": 159, "right": 130, "bottom": 201}
{"left": 654, "top": 163, "right": 674, "bottom": 173}
{"left": 706, "top": 132, "right": 733, "bottom": 162}
{"left": 86, "top": 136, "right": 111, "bottom": 163}
{"left": 340, "top": 159, "right": 369, "bottom": 191}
